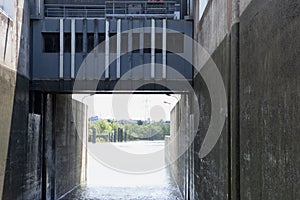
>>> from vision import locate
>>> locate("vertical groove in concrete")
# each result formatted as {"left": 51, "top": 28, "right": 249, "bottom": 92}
{"left": 230, "top": 22, "right": 240, "bottom": 200}
{"left": 230, "top": 1, "right": 241, "bottom": 199}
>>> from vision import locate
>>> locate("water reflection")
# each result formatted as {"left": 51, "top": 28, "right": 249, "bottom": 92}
{"left": 62, "top": 141, "right": 182, "bottom": 200}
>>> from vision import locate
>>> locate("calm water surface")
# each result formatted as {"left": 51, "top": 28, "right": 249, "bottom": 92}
{"left": 62, "top": 141, "right": 182, "bottom": 200}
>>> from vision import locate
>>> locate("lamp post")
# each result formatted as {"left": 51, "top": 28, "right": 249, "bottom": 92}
{"left": 163, "top": 101, "right": 172, "bottom": 121}
{"left": 166, "top": 94, "right": 180, "bottom": 101}
{"left": 163, "top": 101, "right": 172, "bottom": 110}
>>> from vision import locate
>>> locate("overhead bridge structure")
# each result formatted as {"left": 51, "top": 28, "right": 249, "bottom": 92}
{"left": 30, "top": 0, "right": 193, "bottom": 93}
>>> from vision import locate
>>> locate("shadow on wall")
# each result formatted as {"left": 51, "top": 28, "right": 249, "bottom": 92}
{"left": 1, "top": 1, "right": 87, "bottom": 199}
{"left": 1, "top": 0, "right": 39, "bottom": 198}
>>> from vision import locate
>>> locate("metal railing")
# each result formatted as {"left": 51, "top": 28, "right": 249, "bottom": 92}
{"left": 44, "top": 1, "right": 178, "bottom": 19}
{"left": 45, "top": 4, "right": 106, "bottom": 18}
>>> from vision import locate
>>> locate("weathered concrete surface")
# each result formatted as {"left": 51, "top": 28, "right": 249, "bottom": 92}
{"left": 44, "top": 94, "right": 56, "bottom": 200}
{"left": 166, "top": 94, "right": 197, "bottom": 200}
{"left": 2, "top": 74, "right": 34, "bottom": 200}
{"left": 0, "top": 0, "right": 31, "bottom": 198}
{"left": 54, "top": 95, "right": 87, "bottom": 199}
{"left": 0, "top": 66, "right": 17, "bottom": 199}
{"left": 193, "top": 36, "right": 230, "bottom": 200}
{"left": 0, "top": 14, "right": 14, "bottom": 199}
{"left": 239, "top": 0, "right": 300, "bottom": 199}
{"left": 192, "top": 0, "right": 231, "bottom": 199}
{"left": 197, "top": 0, "right": 229, "bottom": 56}
{"left": 168, "top": 1, "right": 231, "bottom": 199}
{"left": 2, "top": 93, "right": 87, "bottom": 200}
{"left": 167, "top": 0, "right": 300, "bottom": 199}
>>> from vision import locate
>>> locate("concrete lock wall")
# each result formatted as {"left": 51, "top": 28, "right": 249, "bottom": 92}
{"left": 1, "top": 92, "right": 87, "bottom": 200}
{"left": 166, "top": 94, "right": 194, "bottom": 199}
{"left": 167, "top": 0, "right": 300, "bottom": 199}
{"left": 193, "top": 0, "right": 231, "bottom": 199}
{"left": 0, "top": 1, "right": 87, "bottom": 199}
{"left": 42, "top": 94, "right": 87, "bottom": 200}
{"left": 239, "top": 0, "right": 300, "bottom": 199}
{"left": 0, "top": 0, "right": 31, "bottom": 199}
{"left": 53, "top": 94, "right": 87, "bottom": 199}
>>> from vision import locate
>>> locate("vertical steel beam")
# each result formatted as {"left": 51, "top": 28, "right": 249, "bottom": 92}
{"left": 128, "top": 20, "right": 133, "bottom": 78}
{"left": 117, "top": 19, "right": 121, "bottom": 78}
{"left": 94, "top": 19, "right": 99, "bottom": 48}
{"left": 162, "top": 19, "right": 167, "bottom": 79}
{"left": 82, "top": 19, "right": 87, "bottom": 79}
{"left": 71, "top": 19, "right": 75, "bottom": 79}
{"left": 139, "top": 21, "right": 144, "bottom": 78}
{"left": 105, "top": 20, "right": 110, "bottom": 79}
{"left": 83, "top": 19, "right": 87, "bottom": 54}
{"left": 94, "top": 19, "right": 99, "bottom": 79}
{"left": 151, "top": 19, "right": 155, "bottom": 79}
{"left": 59, "top": 19, "right": 64, "bottom": 79}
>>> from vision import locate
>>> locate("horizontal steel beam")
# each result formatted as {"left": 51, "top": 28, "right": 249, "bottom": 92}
{"left": 30, "top": 79, "right": 193, "bottom": 93}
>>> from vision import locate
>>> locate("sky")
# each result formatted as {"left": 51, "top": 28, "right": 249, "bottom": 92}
{"left": 72, "top": 94, "right": 180, "bottom": 121}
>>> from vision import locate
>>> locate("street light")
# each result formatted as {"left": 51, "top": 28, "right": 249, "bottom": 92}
{"left": 163, "top": 101, "right": 172, "bottom": 111}
{"left": 163, "top": 101, "right": 171, "bottom": 105}
{"left": 166, "top": 94, "right": 180, "bottom": 101}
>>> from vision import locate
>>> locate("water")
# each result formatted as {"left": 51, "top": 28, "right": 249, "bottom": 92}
{"left": 62, "top": 141, "right": 182, "bottom": 200}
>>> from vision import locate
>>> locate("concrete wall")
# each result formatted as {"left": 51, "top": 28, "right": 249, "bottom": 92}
{"left": 1, "top": 79, "right": 40, "bottom": 200}
{"left": 2, "top": 93, "right": 87, "bottom": 200}
{"left": 0, "top": 0, "right": 30, "bottom": 198}
{"left": 54, "top": 95, "right": 87, "bottom": 199}
{"left": 192, "top": 0, "right": 231, "bottom": 199}
{"left": 166, "top": 94, "right": 195, "bottom": 200}
{"left": 167, "top": 0, "right": 300, "bottom": 199}
{"left": 41, "top": 94, "right": 87, "bottom": 200}
{"left": 239, "top": 0, "right": 300, "bottom": 199}
{"left": 0, "top": 2, "right": 87, "bottom": 198}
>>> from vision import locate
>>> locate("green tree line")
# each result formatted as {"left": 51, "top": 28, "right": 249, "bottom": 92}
{"left": 89, "top": 119, "right": 170, "bottom": 140}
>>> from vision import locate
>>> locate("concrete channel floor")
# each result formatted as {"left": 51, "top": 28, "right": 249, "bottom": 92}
{"left": 62, "top": 141, "right": 183, "bottom": 200}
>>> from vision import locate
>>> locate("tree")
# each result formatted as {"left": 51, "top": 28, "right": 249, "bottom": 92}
{"left": 88, "top": 119, "right": 170, "bottom": 141}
